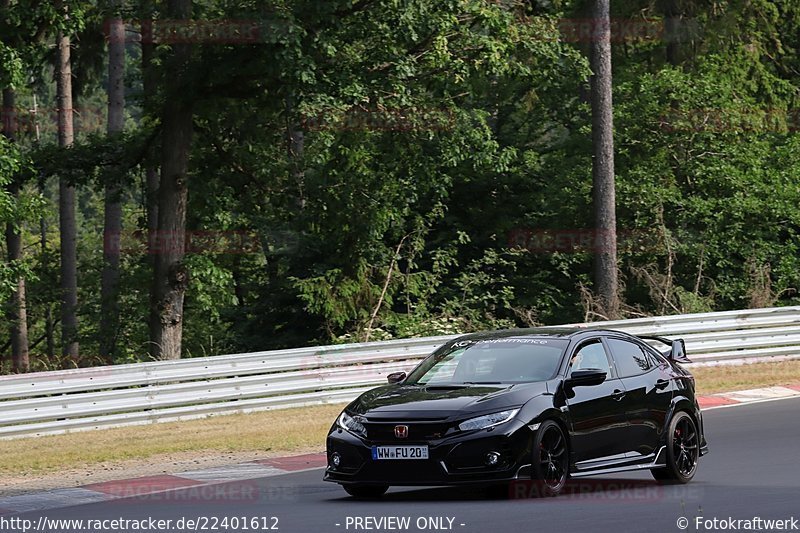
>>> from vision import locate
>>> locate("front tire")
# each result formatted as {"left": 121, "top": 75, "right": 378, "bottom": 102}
{"left": 652, "top": 411, "right": 699, "bottom": 484}
{"left": 531, "top": 420, "right": 569, "bottom": 497}
{"left": 343, "top": 484, "right": 389, "bottom": 499}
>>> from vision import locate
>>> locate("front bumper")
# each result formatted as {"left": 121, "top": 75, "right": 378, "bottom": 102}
{"left": 324, "top": 421, "right": 532, "bottom": 486}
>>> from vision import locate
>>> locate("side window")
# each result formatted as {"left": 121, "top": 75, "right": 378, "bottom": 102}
{"left": 607, "top": 339, "right": 653, "bottom": 377}
{"left": 569, "top": 340, "right": 612, "bottom": 376}
{"left": 644, "top": 344, "right": 668, "bottom": 367}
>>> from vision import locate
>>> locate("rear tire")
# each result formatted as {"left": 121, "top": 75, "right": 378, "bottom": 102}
{"left": 343, "top": 484, "right": 389, "bottom": 499}
{"left": 652, "top": 411, "right": 699, "bottom": 484}
{"left": 531, "top": 420, "right": 569, "bottom": 497}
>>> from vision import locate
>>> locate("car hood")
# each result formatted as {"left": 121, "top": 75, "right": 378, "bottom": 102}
{"left": 350, "top": 381, "right": 549, "bottom": 420}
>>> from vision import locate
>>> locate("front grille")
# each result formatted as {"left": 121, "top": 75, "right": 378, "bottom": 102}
{"left": 363, "top": 421, "right": 453, "bottom": 441}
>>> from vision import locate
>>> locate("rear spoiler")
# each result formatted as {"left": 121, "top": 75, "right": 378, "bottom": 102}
{"left": 637, "top": 335, "right": 692, "bottom": 364}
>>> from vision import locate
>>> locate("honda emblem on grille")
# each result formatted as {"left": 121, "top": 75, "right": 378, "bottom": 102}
{"left": 394, "top": 425, "right": 409, "bottom": 439}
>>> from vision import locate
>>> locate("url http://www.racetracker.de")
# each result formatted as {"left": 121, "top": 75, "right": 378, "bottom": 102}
{"left": 0, "top": 515, "right": 281, "bottom": 532}
{"left": 676, "top": 516, "right": 799, "bottom": 531}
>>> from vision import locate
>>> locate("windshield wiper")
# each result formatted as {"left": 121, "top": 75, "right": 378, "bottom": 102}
{"left": 462, "top": 381, "right": 504, "bottom": 385}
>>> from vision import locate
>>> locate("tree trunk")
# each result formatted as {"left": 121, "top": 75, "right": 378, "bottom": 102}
{"left": 146, "top": 166, "right": 159, "bottom": 256}
{"left": 40, "top": 190, "right": 55, "bottom": 360}
{"left": 30, "top": 92, "right": 55, "bottom": 360}
{"left": 57, "top": 27, "right": 79, "bottom": 360}
{"left": 590, "top": 0, "right": 619, "bottom": 319}
{"left": 663, "top": 0, "right": 681, "bottom": 66}
{"left": 145, "top": 163, "right": 160, "bottom": 359}
{"left": 99, "top": 5, "right": 125, "bottom": 363}
{"left": 286, "top": 95, "right": 305, "bottom": 209}
{"left": 150, "top": 0, "right": 193, "bottom": 360}
{"left": 141, "top": 0, "right": 162, "bottom": 358}
{"left": 2, "top": 88, "right": 30, "bottom": 373}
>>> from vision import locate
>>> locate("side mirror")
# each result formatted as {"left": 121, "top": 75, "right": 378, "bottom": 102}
{"left": 387, "top": 371, "right": 407, "bottom": 384}
{"left": 566, "top": 369, "right": 607, "bottom": 387}
{"left": 670, "top": 339, "right": 691, "bottom": 363}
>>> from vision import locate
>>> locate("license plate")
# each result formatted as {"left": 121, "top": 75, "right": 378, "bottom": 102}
{"left": 371, "top": 445, "right": 429, "bottom": 460}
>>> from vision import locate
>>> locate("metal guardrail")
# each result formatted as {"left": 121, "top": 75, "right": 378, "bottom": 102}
{"left": 0, "top": 306, "right": 798, "bottom": 439}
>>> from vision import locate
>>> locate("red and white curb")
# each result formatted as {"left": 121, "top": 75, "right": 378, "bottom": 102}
{"left": 3, "top": 384, "right": 800, "bottom": 515}
{"left": 0, "top": 453, "right": 327, "bottom": 516}
{"left": 697, "top": 384, "right": 800, "bottom": 409}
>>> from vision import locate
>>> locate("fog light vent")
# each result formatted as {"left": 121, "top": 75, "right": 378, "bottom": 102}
{"left": 331, "top": 452, "right": 342, "bottom": 468}
{"left": 485, "top": 451, "right": 501, "bottom": 466}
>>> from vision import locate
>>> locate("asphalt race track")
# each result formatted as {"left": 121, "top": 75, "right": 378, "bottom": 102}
{"left": 8, "top": 397, "right": 800, "bottom": 533}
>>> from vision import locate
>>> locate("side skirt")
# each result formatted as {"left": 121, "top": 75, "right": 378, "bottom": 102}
{"left": 570, "top": 447, "right": 667, "bottom": 478}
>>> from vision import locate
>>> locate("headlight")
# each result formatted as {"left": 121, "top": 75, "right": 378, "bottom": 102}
{"left": 458, "top": 409, "right": 520, "bottom": 432}
{"left": 337, "top": 411, "right": 367, "bottom": 437}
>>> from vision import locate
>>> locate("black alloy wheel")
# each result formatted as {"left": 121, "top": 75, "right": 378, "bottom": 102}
{"left": 652, "top": 411, "right": 699, "bottom": 484}
{"left": 531, "top": 420, "right": 569, "bottom": 496}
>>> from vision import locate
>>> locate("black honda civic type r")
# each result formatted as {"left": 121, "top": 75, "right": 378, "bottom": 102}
{"left": 324, "top": 327, "right": 708, "bottom": 498}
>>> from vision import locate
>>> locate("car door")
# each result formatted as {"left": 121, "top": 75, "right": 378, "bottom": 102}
{"left": 564, "top": 338, "right": 631, "bottom": 464}
{"left": 605, "top": 337, "right": 673, "bottom": 458}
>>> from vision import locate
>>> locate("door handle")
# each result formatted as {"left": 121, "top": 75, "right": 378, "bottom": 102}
{"left": 611, "top": 389, "right": 626, "bottom": 401}
{"left": 655, "top": 379, "right": 670, "bottom": 390}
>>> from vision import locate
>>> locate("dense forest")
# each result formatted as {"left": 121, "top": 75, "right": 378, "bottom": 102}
{"left": 1, "top": 0, "right": 799, "bottom": 373}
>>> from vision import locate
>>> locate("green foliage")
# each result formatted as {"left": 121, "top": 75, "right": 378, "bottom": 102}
{"left": 0, "top": 137, "right": 20, "bottom": 188}
{"left": 3, "top": 0, "right": 800, "bottom": 371}
{"left": 0, "top": 138, "right": 43, "bottom": 303}
{"left": 613, "top": 55, "right": 800, "bottom": 311}
{"left": 0, "top": 42, "right": 25, "bottom": 89}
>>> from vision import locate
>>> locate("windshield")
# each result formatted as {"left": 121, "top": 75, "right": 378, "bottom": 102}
{"left": 406, "top": 338, "right": 569, "bottom": 385}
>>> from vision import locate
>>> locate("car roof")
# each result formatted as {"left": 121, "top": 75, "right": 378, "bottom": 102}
{"left": 453, "top": 327, "right": 583, "bottom": 341}
{"left": 452, "top": 327, "right": 637, "bottom": 342}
